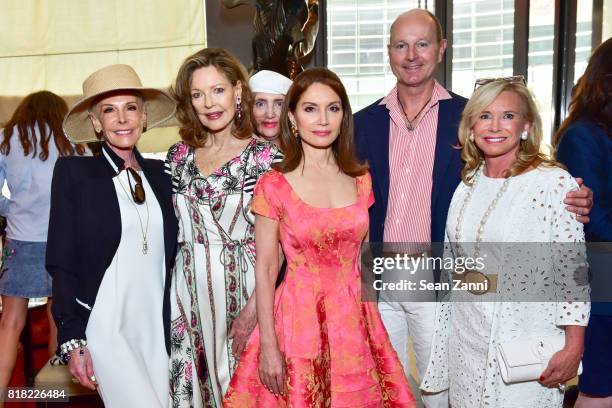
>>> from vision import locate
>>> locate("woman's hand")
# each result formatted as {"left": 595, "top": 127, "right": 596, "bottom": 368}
{"left": 564, "top": 178, "right": 593, "bottom": 223}
{"left": 68, "top": 347, "right": 97, "bottom": 390}
{"left": 539, "top": 347, "right": 582, "bottom": 387}
{"left": 230, "top": 303, "right": 257, "bottom": 357}
{"left": 258, "top": 344, "right": 286, "bottom": 397}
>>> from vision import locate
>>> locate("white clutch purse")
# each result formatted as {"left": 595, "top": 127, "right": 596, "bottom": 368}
{"left": 496, "top": 335, "right": 583, "bottom": 384}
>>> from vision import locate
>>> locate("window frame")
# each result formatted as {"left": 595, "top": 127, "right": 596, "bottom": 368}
{"left": 320, "top": 0, "right": 606, "bottom": 134}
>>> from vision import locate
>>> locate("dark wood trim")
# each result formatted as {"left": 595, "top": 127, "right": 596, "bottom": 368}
{"left": 435, "top": 0, "right": 452, "bottom": 89}
{"left": 311, "top": 0, "right": 328, "bottom": 68}
{"left": 513, "top": 0, "right": 530, "bottom": 79}
{"left": 552, "top": 0, "right": 577, "bottom": 131}
{"left": 592, "top": 0, "right": 603, "bottom": 49}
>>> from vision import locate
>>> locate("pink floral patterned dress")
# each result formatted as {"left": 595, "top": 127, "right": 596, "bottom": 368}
{"left": 223, "top": 170, "right": 415, "bottom": 407}
{"left": 165, "top": 139, "right": 281, "bottom": 408}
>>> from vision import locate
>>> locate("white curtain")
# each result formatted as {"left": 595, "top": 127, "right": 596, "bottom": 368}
{"left": 0, "top": 0, "right": 207, "bottom": 152}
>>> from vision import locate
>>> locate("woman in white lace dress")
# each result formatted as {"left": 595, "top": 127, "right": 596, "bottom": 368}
{"left": 421, "top": 78, "right": 590, "bottom": 408}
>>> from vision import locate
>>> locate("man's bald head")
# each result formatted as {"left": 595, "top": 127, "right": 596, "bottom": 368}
{"left": 390, "top": 9, "right": 444, "bottom": 44}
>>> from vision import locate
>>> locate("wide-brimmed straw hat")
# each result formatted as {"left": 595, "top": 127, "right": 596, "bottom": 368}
{"left": 63, "top": 64, "right": 176, "bottom": 143}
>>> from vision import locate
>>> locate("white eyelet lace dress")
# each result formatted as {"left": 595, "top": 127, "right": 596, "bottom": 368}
{"left": 421, "top": 166, "right": 590, "bottom": 408}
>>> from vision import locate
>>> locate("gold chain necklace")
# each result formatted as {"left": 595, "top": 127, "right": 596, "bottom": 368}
{"left": 115, "top": 171, "right": 150, "bottom": 255}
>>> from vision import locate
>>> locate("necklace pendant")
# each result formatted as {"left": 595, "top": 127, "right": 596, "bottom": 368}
{"left": 142, "top": 239, "right": 148, "bottom": 255}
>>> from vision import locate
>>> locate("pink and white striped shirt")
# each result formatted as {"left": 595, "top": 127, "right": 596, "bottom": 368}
{"left": 382, "top": 81, "right": 452, "bottom": 247}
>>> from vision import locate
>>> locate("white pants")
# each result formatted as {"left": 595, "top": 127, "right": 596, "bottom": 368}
{"left": 379, "top": 300, "right": 449, "bottom": 408}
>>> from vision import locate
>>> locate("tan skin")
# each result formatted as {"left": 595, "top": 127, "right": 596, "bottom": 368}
{"left": 65, "top": 92, "right": 147, "bottom": 391}
{"left": 256, "top": 82, "right": 360, "bottom": 396}
{"left": 388, "top": 10, "right": 446, "bottom": 126}
{"left": 472, "top": 91, "right": 585, "bottom": 388}
{"left": 188, "top": 65, "right": 258, "bottom": 357}
{"left": 390, "top": 9, "right": 593, "bottom": 219}
{"left": 576, "top": 393, "right": 612, "bottom": 407}
{"left": 0, "top": 298, "right": 57, "bottom": 395}
{"left": 252, "top": 92, "right": 285, "bottom": 145}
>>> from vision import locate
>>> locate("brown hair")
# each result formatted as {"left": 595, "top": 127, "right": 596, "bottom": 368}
{"left": 172, "top": 48, "right": 253, "bottom": 147}
{"left": 554, "top": 37, "right": 612, "bottom": 145}
{"left": 275, "top": 67, "right": 367, "bottom": 177}
{"left": 458, "top": 80, "right": 561, "bottom": 183}
{"left": 1, "top": 91, "right": 86, "bottom": 160}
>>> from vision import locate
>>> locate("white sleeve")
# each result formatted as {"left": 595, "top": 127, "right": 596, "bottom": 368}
{"left": 548, "top": 172, "right": 590, "bottom": 326}
{"left": 0, "top": 150, "right": 9, "bottom": 216}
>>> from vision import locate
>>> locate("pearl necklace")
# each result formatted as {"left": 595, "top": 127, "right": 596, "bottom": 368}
{"left": 455, "top": 164, "right": 511, "bottom": 258}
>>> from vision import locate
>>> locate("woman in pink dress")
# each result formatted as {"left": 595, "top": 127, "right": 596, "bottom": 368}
{"left": 223, "top": 68, "right": 415, "bottom": 407}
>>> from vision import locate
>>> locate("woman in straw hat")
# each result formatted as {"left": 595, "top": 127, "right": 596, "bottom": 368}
{"left": 249, "top": 70, "right": 292, "bottom": 146}
{"left": 46, "top": 64, "right": 178, "bottom": 407}
{"left": 0, "top": 91, "right": 86, "bottom": 392}
{"left": 165, "top": 48, "right": 281, "bottom": 407}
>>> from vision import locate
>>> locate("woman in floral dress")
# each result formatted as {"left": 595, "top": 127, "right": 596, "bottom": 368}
{"left": 224, "top": 68, "right": 415, "bottom": 407}
{"left": 166, "top": 48, "right": 281, "bottom": 407}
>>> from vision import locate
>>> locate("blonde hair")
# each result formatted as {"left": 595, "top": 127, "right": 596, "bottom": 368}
{"left": 458, "top": 80, "right": 561, "bottom": 184}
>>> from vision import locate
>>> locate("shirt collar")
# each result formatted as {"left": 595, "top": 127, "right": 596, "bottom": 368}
{"left": 380, "top": 80, "right": 452, "bottom": 109}
{"left": 101, "top": 143, "right": 145, "bottom": 174}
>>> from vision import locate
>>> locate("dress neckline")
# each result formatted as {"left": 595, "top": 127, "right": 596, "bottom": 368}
{"left": 276, "top": 171, "right": 361, "bottom": 210}
{"left": 192, "top": 138, "right": 256, "bottom": 179}
{"left": 480, "top": 166, "right": 541, "bottom": 182}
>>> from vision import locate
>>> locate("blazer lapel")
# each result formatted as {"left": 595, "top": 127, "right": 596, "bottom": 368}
{"left": 367, "top": 104, "right": 391, "bottom": 214}
{"left": 139, "top": 155, "right": 178, "bottom": 272}
{"left": 431, "top": 98, "right": 458, "bottom": 212}
{"left": 85, "top": 154, "right": 122, "bottom": 265}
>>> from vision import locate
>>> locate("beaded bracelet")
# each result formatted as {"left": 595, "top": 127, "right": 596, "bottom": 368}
{"left": 59, "top": 339, "right": 87, "bottom": 358}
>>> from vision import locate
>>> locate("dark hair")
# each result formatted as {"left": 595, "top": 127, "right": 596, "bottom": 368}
{"left": 1, "top": 91, "right": 86, "bottom": 159}
{"left": 275, "top": 67, "right": 367, "bottom": 177}
{"left": 172, "top": 48, "right": 253, "bottom": 147}
{"left": 554, "top": 37, "right": 612, "bottom": 145}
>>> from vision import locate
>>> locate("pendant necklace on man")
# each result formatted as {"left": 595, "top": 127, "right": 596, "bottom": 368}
{"left": 398, "top": 96, "right": 430, "bottom": 131}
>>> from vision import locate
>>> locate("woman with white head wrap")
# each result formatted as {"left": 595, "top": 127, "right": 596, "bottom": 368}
{"left": 249, "top": 70, "right": 292, "bottom": 145}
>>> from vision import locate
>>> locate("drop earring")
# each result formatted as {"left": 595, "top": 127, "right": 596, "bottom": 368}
{"left": 469, "top": 132, "right": 475, "bottom": 142}
{"left": 236, "top": 98, "right": 242, "bottom": 120}
{"left": 290, "top": 121, "right": 299, "bottom": 138}
{"left": 520, "top": 130, "right": 528, "bottom": 140}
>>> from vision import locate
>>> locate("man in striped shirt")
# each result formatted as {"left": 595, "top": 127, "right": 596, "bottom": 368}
{"left": 354, "top": 8, "right": 593, "bottom": 408}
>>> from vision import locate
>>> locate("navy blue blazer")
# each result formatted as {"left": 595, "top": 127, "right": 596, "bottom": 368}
{"left": 46, "top": 144, "right": 178, "bottom": 354}
{"left": 557, "top": 120, "right": 612, "bottom": 241}
{"left": 354, "top": 90, "right": 468, "bottom": 246}
{"left": 556, "top": 120, "right": 612, "bottom": 315}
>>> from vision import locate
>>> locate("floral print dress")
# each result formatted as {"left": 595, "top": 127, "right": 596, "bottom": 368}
{"left": 165, "top": 139, "right": 281, "bottom": 408}
{"left": 223, "top": 170, "right": 415, "bottom": 407}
